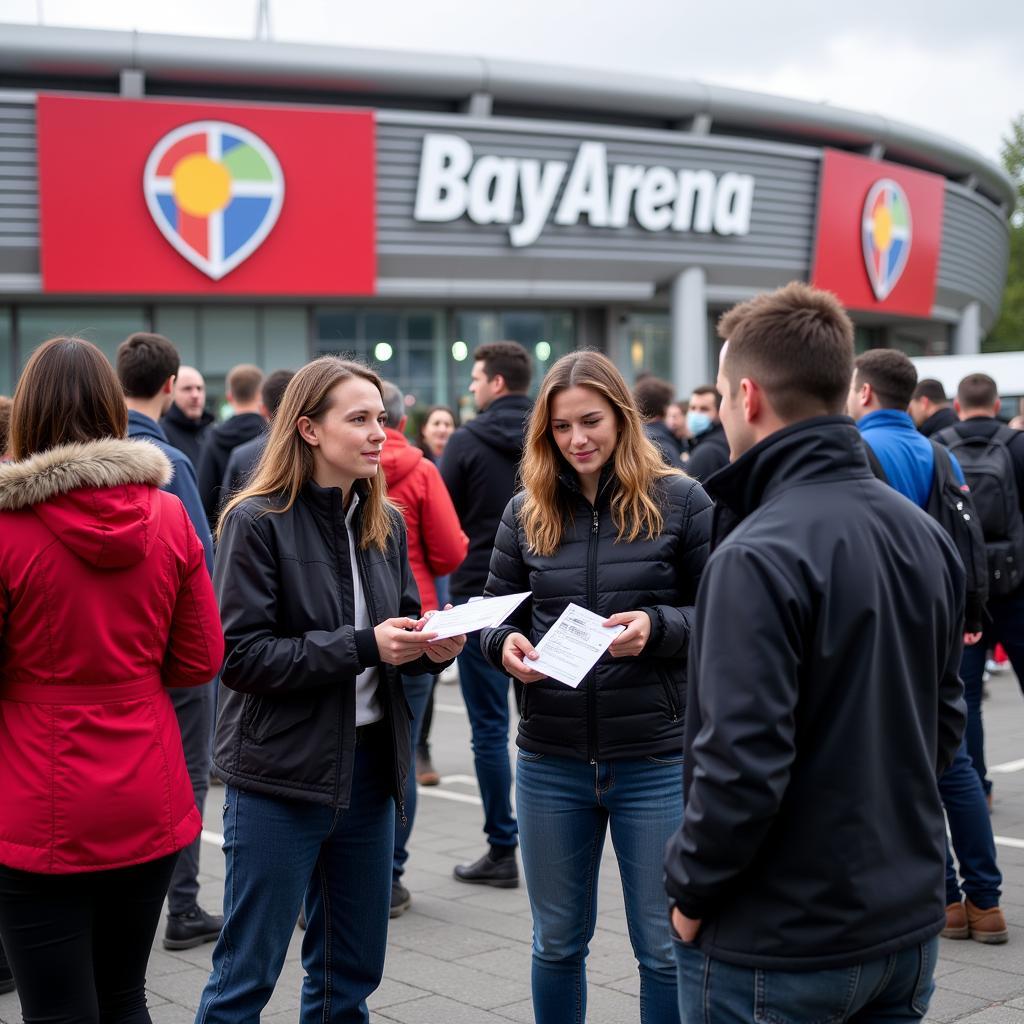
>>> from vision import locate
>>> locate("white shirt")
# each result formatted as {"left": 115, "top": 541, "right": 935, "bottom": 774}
{"left": 346, "top": 493, "right": 382, "bottom": 727}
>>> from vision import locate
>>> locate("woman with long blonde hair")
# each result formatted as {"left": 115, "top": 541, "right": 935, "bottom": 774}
{"left": 480, "top": 350, "right": 712, "bottom": 1024}
{"left": 197, "top": 356, "right": 465, "bottom": 1022}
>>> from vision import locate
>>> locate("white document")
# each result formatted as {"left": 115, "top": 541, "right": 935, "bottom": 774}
{"left": 526, "top": 603, "right": 625, "bottom": 688}
{"left": 424, "top": 592, "right": 531, "bottom": 641}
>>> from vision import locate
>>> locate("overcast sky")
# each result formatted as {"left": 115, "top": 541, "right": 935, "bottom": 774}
{"left": 1, "top": 0, "right": 1020, "bottom": 165}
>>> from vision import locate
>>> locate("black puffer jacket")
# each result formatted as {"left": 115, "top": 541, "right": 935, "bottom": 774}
{"left": 685, "top": 421, "right": 730, "bottom": 480}
{"left": 160, "top": 403, "right": 215, "bottom": 468}
{"left": 664, "top": 418, "right": 966, "bottom": 970}
{"left": 480, "top": 468, "right": 712, "bottom": 760}
{"left": 213, "top": 480, "right": 449, "bottom": 815}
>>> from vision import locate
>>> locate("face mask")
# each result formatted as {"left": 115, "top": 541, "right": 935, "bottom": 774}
{"left": 687, "top": 411, "right": 713, "bottom": 437}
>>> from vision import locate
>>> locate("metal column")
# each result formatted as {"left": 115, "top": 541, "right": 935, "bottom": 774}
{"left": 670, "top": 267, "right": 709, "bottom": 396}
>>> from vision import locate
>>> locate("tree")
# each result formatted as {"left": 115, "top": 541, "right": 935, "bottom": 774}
{"left": 983, "top": 114, "right": 1024, "bottom": 352}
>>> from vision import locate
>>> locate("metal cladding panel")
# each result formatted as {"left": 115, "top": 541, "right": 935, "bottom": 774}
{"left": 376, "top": 121, "right": 820, "bottom": 285}
{"left": 0, "top": 97, "right": 38, "bottom": 276}
{"left": 936, "top": 186, "right": 1009, "bottom": 323}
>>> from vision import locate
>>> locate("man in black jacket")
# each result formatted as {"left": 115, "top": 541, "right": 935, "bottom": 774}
{"left": 197, "top": 364, "right": 266, "bottom": 529}
{"left": 634, "top": 375, "right": 684, "bottom": 466}
{"left": 441, "top": 341, "right": 532, "bottom": 886}
{"left": 683, "top": 385, "right": 729, "bottom": 480}
{"left": 909, "top": 378, "right": 959, "bottom": 437}
{"left": 221, "top": 369, "right": 295, "bottom": 498}
{"left": 936, "top": 373, "right": 1024, "bottom": 807}
{"left": 664, "top": 283, "right": 966, "bottom": 1021}
{"left": 161, "top": 365, "right": 215, "bottom": 467}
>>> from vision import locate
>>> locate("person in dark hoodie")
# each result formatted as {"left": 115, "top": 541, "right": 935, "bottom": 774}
{"left": 116, "top": 332, "right": 224, "bottom": 953}
{"left": 664, "top": 283, "right": 965, "bottom": 1022}
{"left": 634, "top": 375, "right": 684, "bottom": 466}
{"left": 909, "top": 378, "right": 959, "bottom": 437}
{"left": 161, "top": 365, "right": 215, "bottom": 467}
{"left": 221, "top": 369, "right": 295, "bottom": 498}
{"left": 440, "top": 341, "right": 532, "bottom": 887}
{"left": 197, "top": 363, "right": 266, "bottom": 529}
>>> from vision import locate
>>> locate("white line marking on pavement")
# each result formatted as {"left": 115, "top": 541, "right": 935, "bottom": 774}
{"left": 989, "top": 758, "right": 1024, "bottom": 774}
{"left": 417, "top": 786, "right": 482, "bottom": 805}
{"left": 201, "top": 828, "right": 224, "bottom": 847}
{"left": 434, "top": 702, "right": 467, "bottom": 715}
{"left": 440, "top": 774, "right": 479, "bottom": 787}
{"left": 995, "top": 834, "right": 1024, "bottom": 850}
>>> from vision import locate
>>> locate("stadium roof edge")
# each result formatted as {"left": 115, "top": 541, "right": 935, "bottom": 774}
{"left": 0, "top": 21, "right": 1015, "bottom": 211}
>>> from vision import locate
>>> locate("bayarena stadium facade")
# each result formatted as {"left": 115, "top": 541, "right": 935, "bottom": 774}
{"left": 0, "top": 23, "right": 1014, "bottom": 413}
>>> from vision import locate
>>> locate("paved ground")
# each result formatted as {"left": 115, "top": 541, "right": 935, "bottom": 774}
{"left": 4, "top": 668, "right": 1024, "bottom": 1022}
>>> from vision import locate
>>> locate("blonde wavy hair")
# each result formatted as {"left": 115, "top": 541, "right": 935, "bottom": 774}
{"left": 520, "top": 350, "right": 681, "bottom": 557}
{"left": 218, "top": 356, "right": 397, "bottom": 550}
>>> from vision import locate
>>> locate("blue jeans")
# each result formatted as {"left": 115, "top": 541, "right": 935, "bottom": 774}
{"left": 674, "top": 937, "right": 937, "bottom": 1023}
{"left": 959, "top": 590, "right": 1024, "bottom": 795}
{"left": 941, "top": 739, "right": 1001, "bottom": 909}
{"left": 516, "top": 750, "right": 683, "bottom": 1024}
{"left": 394, "top": 673, "right": 434, "bottom": 883}
{"left": 195, "top": 733, "right": 394, "bottom": 1024}
{"left": 455, "top": 597, "right": 517, "bottom": 848}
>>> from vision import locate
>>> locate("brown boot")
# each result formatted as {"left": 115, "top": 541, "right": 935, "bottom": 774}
{"left": 941, "top": 901, "right": 969, "bottom": 939}
{"left": 965, "top": 899, "right": 1008, "bottom": 944}
{"left": 416, "top": 751, "right": 440, "bottom": 787}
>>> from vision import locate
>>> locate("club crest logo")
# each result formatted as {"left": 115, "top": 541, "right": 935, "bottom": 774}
{"left": 861, "top": 178, "right": 912, "bottom": 301}
{"left": 143, "top": 121, "right": 284, "bottom": 280}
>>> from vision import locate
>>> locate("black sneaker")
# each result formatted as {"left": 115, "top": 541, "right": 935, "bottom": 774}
{"left": 0, "top": 942, "right": 13, "bottom": 995}
{"left": 390, "top": 882, "right": 412, "bottom": 918}
{"left": 163, "top": 905, "right": 224, "bottom": 950}
{"left": 453, "top": 849, "right": 519, "bottom": 888}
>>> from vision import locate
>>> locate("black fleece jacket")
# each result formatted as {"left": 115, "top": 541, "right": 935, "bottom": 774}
{"left": 664, "top": 417, "right": 966, "bottom": 971}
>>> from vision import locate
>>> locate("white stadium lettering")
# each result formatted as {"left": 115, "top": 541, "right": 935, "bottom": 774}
{"left": 414, "top": 133, "right": 755, "bottom": 246}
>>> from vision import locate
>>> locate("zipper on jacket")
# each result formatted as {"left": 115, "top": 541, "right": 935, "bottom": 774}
{"left": 586, "top": 504, "right": 600, "bottom": 764}
{"left": 354, "top": 527, "right": 409, "bottom": 826}
{"left": 660, "top": 670, "right": 680, "bottom": 721}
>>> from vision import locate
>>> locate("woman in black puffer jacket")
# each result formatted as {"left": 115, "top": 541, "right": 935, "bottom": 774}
{"left": 480, "top": 350, "right": 711, "bottom": 1024}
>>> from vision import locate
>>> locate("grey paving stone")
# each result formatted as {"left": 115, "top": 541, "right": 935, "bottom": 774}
{"left": 380, "top": 994, "right": 518, "bottom": 1023}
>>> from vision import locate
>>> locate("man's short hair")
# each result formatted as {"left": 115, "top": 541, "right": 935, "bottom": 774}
{"left": 957, "top": 373, "right": 999, "bottom": 410}
{"left": 718, "top": 282, "right": 854, "bottom": 419}
{"left": 690, "top": 384, "right": 723, "bottom": 411}
{"left": 854, "top": 349, "right": 918, "bottom": 410}
{"left": 632, "top": 376, "right": 675, "bottom": 419}
{"left": 473, "top": 341, "right": 532, "bottom": 394}
{"left": 261, "top": 369, "right": 295, "bottom": 420}
{"left": 116, "top": 332, "right": 180, "bottom": 399}
{"left": 227, "top": 364, "right": 264, "bottom": 403}
{"left": 912, "top": 378, "right": 948, "bottom": 405}
{"left": 380, "top": 380, "right": 405, "bottom": 427}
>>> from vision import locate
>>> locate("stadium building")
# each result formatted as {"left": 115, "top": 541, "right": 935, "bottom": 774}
{"left": 0, "top": 23, "right": 1014, "bottom": 414}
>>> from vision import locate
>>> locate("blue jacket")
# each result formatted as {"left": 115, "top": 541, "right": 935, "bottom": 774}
{"left": 127, "top": 410, "right": 214, "bottom": 574}
{"left": 858, "top": 409, "right": 964, "bottom": 509}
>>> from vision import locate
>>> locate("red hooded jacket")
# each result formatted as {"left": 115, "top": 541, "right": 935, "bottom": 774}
{"left": 380, "top": 427, "right": 467, "bottom": 611}
{"left": 0, "top": 438, "right": 224, "bottom": 874}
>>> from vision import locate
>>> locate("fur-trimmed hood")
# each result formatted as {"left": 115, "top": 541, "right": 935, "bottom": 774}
{"left": 0, "top": 438, "right": 174, "bottom": 568}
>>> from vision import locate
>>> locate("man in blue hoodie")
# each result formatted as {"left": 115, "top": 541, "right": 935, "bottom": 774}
{"left": 116, "top": 332, "right": 223, "bottom": 952}
{"left": 849, "top": 347, "right": 1006, "bottom": 945}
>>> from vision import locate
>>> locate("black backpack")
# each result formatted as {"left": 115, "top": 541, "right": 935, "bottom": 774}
{"left": 935, "top": 425, "right": 1024, "bottom": 598}
{"left": 863, "top": 440, "right": 988, "bottom": 631}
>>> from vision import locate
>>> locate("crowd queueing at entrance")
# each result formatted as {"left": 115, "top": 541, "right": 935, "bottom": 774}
{"left": 0, "top": 281, "right": 1020, "bottom": 1023}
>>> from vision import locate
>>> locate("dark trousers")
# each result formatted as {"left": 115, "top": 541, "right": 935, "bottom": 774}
{"left": 454, "top": 597, "right": 518, "bottom": 848}
{"left": 168, "top": 681, "right": 214, "bottom": 915}
{"left": 959, "top": 589, "right": 1024, "bottom": 795}
{"left": 0, "top": 854, "right": 176, "bottom": 1024}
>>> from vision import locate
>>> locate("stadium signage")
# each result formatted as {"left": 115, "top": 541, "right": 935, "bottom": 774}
{"left": 414, "top": 133, "right": 755, "bottom": 246}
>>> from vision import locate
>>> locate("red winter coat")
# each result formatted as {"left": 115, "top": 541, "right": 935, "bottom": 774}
{"left": 381, "top": 427, "right": 468, "bottom": 610}
{"left": 0, "top": 438, "right": 224, "bottom": 874}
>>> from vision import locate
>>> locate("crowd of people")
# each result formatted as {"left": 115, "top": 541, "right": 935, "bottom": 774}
{"left": 0, "top": 280, "right": 1019, "bottom": 1022}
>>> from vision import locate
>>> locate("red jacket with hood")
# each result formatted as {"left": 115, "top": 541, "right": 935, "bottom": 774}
{"left": 381, "top": 427, "right": 467, "bottom": 611}
{"left": 0, "top": 437, "right": 224, "bottom": 874}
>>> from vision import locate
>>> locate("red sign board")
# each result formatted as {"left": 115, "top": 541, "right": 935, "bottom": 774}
{"left": 811, "top": 149, "right": 944, "bottom": 318}
{"left": 37, "top": 94, "right": 376, "bottom": 295}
